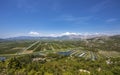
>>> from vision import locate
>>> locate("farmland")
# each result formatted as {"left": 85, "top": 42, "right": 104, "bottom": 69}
{"left": 0, "top": 35, "right": 120, "bottom": 75}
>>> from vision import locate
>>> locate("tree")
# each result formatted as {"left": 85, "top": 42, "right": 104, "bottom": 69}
{"left": 6, "top": 57, "right": 22, "bottom": 69}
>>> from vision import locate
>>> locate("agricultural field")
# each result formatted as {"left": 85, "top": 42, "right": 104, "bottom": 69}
{"left": 0, "top": 36, "right": 120, "bottom": 58}
{"left": 0, "top": 36, "right": 120, "bottom": 75}
{"left": 0, "top": 40, "right": 35, "bottom": 54}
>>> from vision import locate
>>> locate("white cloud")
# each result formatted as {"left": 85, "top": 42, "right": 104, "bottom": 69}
{"left": 44, "top": 32, "right": 81, "bottom": 37}
{"left": 29, "top": 31, "right": 40, "bottom": 36}
{"left": 16, "top": 0, "right": 38, "bottom": 13}
{"left": 1, "top": 31, "right": 119, "bottom": 39}
{"left": 90, "top": 0, "right": 110, "bottom": 13}
{"left": 56, "top": 15, "right": 92, "bottom": 22}
{"left": 60, "top": 32, "right": 81, "bottom": 36}
{"left": 53, "top": 15, "right": 93, "bottom": 25}
{"left": 106, "top": 18, "right": 117, "bottom": 23}
{"left": 48, "top": 34, "right": 58, "bottom": 37}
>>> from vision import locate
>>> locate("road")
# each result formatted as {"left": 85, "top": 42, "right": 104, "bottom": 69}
{"left": 22, "top": 41, "right": 40, "bottom": 53}
{"left": 90, "top": 52, "right": 95, "bottom": 61}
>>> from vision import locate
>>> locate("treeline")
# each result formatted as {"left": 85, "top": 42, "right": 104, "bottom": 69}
{"left": 0, "top": 54, "right": 120, "bottom": 75}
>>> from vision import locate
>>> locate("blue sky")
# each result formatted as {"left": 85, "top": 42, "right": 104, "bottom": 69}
{"left": 0, "top": 0, "right": 120, "bottom": 38}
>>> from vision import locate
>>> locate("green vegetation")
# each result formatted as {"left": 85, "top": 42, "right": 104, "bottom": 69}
{"left": 0, "top": 54, "right": 120, "bottom": 75}
{"left": 0, "top": 35, "right": 120, "bottom": 75}
{"left": 0, "top": 40, "right": 35, "bottom": 54}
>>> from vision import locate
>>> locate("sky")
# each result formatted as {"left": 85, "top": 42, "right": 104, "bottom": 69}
{"left": 0, "top": 0, "right": 120, "bottom": 38}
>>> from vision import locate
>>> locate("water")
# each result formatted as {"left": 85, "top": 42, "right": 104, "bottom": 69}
{"left": 58, "top": 51, "right": 72, "bottom": 56}
{"left": 0, "top": 57, "right": 6, "bottom": 61}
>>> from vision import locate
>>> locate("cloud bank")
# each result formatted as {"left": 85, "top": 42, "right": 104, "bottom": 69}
{"left": 27, "top": 31, "right": 117, "bottom": 37}
{"left": 29, "top": 31, "right": 40, "bottom": 36}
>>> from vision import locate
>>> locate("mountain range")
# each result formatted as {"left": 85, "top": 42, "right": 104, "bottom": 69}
{"left": 2, "top": 34, "right": 118, "bottom": 40}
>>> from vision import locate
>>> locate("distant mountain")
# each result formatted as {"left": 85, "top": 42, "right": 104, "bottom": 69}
{"left": 110, "top": 35, "right": 120, "bottom": 39}
{"left": 6, "top": 36, "right": 60, "bottom": 40}
{"left": 5, "top": 34, "right": 120, "bottom": 40}
{"left": 7, "top": 36, "right": 41, "bottom": 40}
{"left": 0, "top": 38, "right": 6, "bottom": 42}
{"left": 0, "top": 39, "right": 4, "bottom": 41}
